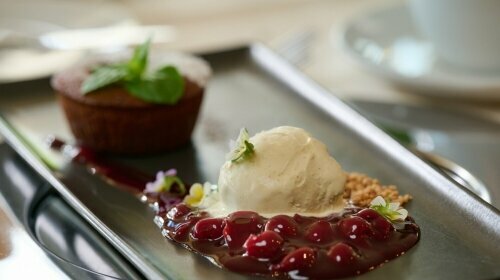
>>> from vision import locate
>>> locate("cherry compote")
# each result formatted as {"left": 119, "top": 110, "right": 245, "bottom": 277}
{"left": 154, "top": 202, "right": 420, "bottom": 279}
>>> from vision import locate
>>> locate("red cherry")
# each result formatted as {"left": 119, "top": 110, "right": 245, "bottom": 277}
{"left": 265, "top": 215, "right": 299, "bottom": 238}
{"left": 223, "top": 211, "right": 264, "bottom": 249}
{"left": 273, "top": 247, "right": 316, "bottom": 272}
{"left": 371, "top": 216, "right": 394, "bottom": 240}
{"left": 166, "top": 204, "right": 191, "bottom": 220}
{"left": 244, "top": 231, "right": 284, "bottom": 259}
{"left": 356, "top": 208, "right": 382, "bottom": 221}
{"left": 327, "top": 242, "right": 356, "bottom": 265}
{"left": 356, "top": 209, "right": 394, "bottom": 240}
{"left": 339, "top": 217, "right": 373, "bottom": 240}
{"left": 192, "top": 218, "right": 225, "bottom": 240}
{"left": 305, "top": 220, "right": 334, "bottom": 243}
{"left": 171, "top": 222, "right": 192, "bottom": 241}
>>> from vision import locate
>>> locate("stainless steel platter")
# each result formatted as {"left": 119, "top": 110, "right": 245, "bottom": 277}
{"left": 0, "top": 44, "right": 499, "bottom": 279}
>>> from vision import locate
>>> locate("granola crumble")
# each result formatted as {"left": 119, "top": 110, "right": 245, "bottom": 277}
{"left": 343, "top": 172, "right": 412, "bottom": 208}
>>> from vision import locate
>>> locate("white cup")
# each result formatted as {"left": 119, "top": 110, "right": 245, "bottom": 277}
{"left": 408, "top": 0, "right": 500, "bottom": 71}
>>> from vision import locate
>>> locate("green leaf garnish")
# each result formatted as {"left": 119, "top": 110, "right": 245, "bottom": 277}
{"left": 229, "top": 128, "right": 255, "bottom": 163}
{"left": 163, "top": 175, "right": 186, "bottom": 195}
{"left": 81, "top": 65, "right": 128, "bottom": 94}
{"left": 369, "top": 196, "right": 408, "bottom": 222}
{"left": 127, "top": 38, "right": 150, "bottom": 77}
{"left": 125, "top": 66, "right": 185, "bottom": 104}
{"left": 80, "top": 38, "right": 185, "bottom": 104}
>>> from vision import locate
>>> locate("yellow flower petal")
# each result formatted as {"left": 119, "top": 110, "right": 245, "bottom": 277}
{"left": 184, "top": 183, "right": 204, "bottom": 206}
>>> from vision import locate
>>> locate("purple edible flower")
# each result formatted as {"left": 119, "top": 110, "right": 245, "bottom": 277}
{"left": 144, "top": 169, "right": 178, "bottom": 193}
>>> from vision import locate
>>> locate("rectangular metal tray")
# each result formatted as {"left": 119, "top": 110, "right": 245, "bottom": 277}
{"left": 0, "top": 44, "right": 499, "bottom": 280}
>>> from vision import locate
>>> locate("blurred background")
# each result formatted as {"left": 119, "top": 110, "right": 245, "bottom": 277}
{"left": 2, "top": 0, "right": 500, "bottom": 110}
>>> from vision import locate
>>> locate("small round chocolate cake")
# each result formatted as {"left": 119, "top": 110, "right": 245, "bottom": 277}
{"left": 51, "top": 51, "right": 211, "bottom": 155}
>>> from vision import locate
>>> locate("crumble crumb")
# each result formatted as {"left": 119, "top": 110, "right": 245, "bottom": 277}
{"left": 343, "top": 172, "right": 412, "bottom": 208}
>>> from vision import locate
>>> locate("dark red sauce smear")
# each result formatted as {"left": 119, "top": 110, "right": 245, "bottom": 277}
{"left": 148, "top": 197, "right": 420, "bottom": 279}
{"left": 48, "top": 137, "right": 153, "bottom": 193}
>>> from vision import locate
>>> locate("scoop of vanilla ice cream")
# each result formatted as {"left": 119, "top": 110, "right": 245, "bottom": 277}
{"left": 209, "top": 126, "right": 346, "bottom": 217}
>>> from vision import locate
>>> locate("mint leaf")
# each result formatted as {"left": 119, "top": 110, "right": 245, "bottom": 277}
{"left": 228, "top": 128, "right": 255, "bottom": 163}
{"left": 79, "top": 38, "right": 186, "bottom": 104}
{"left": 231, "top": 140, "right": 254, "bottom": 162}
{"left": 124, "top": 66, "right": 185, "bottom": 104}
{"left": 81, "top": 65, "right": 128, "bottom": 94}
{"left": 127, "top": 38, "right": 151, "bottom": 77}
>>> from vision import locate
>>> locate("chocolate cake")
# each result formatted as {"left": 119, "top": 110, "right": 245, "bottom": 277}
{"left": 51, "top": 51, "right": 211, "bottom": 155}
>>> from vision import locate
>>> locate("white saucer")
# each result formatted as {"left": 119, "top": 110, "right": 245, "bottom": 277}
{"left": 342, "top": 4, "right": 500, "bottom": 100}
{"left": 0, "top": 0, "right": 132, "bottom": 84}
